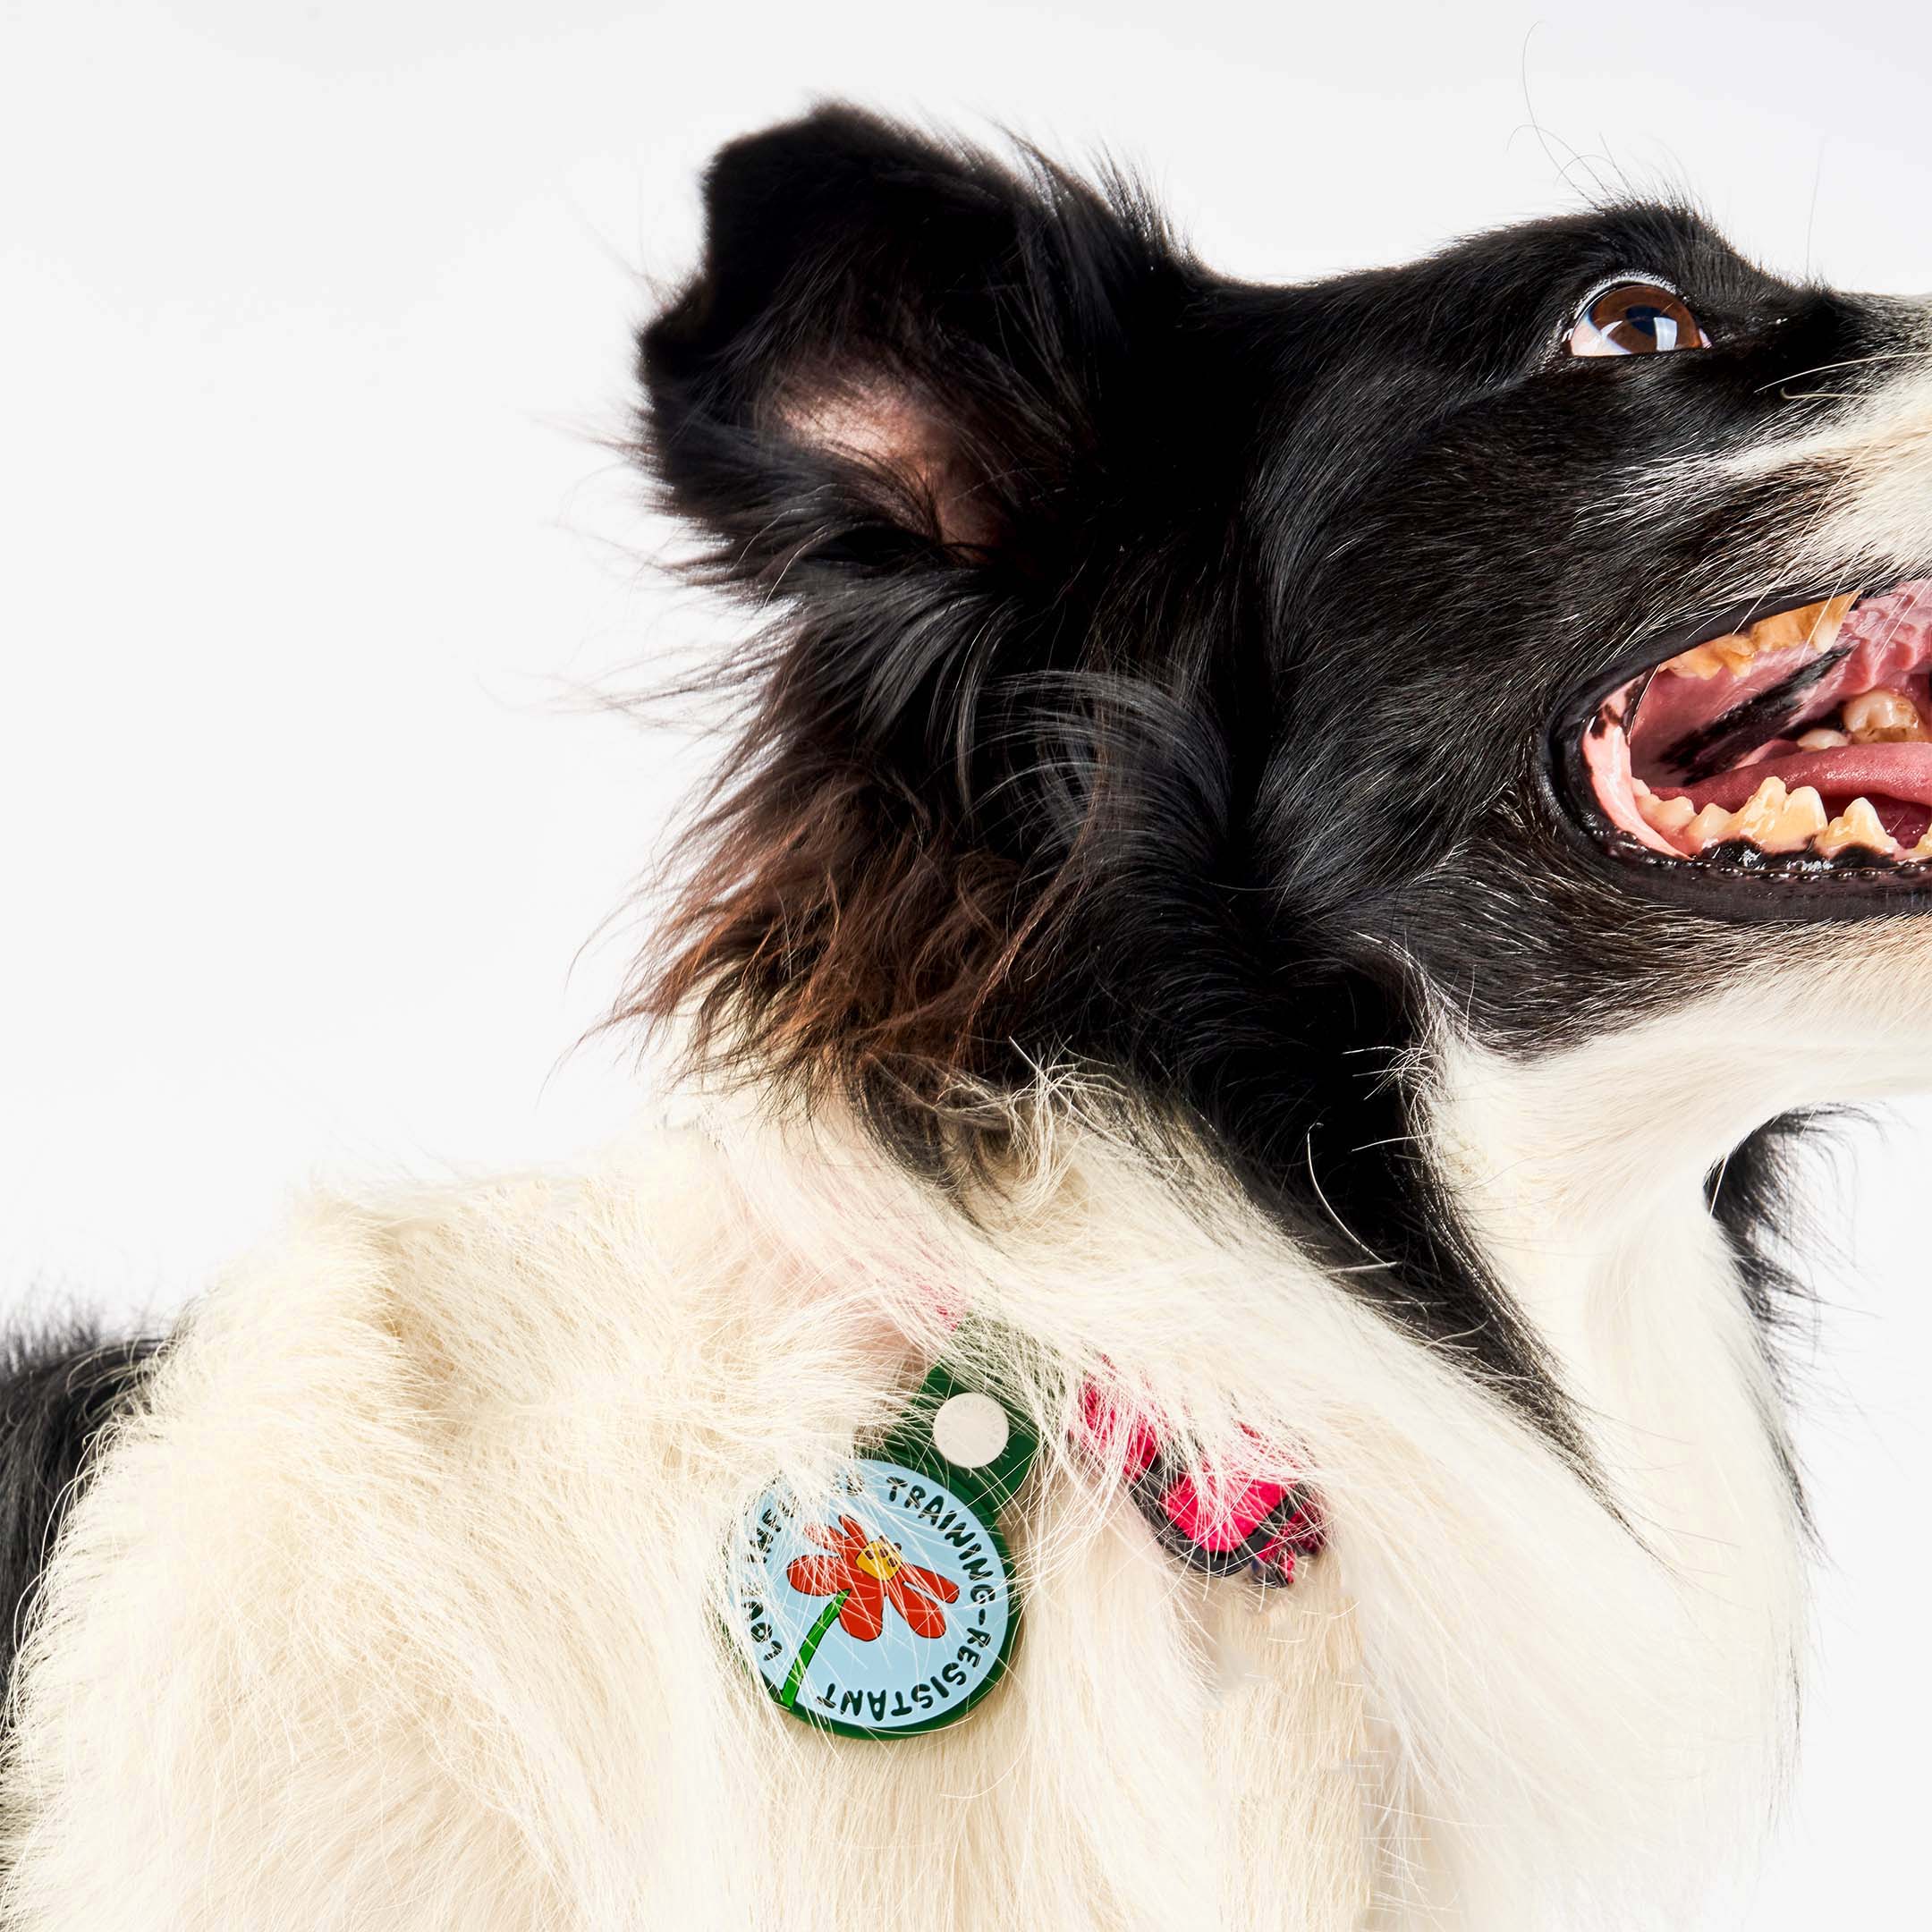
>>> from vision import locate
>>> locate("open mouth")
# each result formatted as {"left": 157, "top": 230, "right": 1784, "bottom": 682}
{"left": 1568, "top": 578, "right": 1932, "bottom": 887}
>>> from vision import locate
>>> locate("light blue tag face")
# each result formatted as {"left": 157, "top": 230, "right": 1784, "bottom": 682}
{"left": 732, "top": 1454, "right": 1017, "bottom": 1737}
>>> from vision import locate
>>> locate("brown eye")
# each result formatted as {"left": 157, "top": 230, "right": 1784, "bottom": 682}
{"left": 1566, "top": 281, "right": 1707, "bottom": 358}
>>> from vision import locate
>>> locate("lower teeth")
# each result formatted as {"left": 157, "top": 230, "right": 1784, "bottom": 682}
{"left": 1816, "top": 797, "right": 1896, "bottom": 858}
{"left": 1633, "top": 775, "right": 1912, "bottom": 861}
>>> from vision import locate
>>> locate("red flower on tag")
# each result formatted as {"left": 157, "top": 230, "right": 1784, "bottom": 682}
{"left": 785, "top": 1513, "right": 960, "bottom": 1640}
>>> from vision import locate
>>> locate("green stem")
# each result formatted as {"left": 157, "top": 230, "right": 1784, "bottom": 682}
{"left": 779, "top": 1591, "right": 849, "bottom": 1709}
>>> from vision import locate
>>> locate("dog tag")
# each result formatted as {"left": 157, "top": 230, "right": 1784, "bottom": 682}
{"left": 728, "top": 1360, "right": 1036, "bottom": 1738}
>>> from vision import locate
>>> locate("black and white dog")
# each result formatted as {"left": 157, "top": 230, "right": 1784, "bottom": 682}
{"left": 4, "top": 106, "right": 1929, "bottom": 1928}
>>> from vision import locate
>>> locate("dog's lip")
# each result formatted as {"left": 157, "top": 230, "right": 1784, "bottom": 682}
{"left": 1553, "top": 589, "right": 1849, "bottom": 741}
{"left": 1544, "top": 583, "right": 1932, "bottom": 919}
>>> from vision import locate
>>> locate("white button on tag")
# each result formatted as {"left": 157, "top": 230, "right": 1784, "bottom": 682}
{"left": 930, "top": 1391, "right": 1010, "bottom": 1469}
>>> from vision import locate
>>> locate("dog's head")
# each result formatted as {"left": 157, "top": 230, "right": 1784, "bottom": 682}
{"left": 633, "top": 107, "right": 1932, "bottom": 1440}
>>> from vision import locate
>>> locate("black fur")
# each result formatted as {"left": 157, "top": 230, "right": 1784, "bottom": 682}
{"left": 0, "top": 1327, "right": 158, "bottom": 1701}
{"left": 631, "top": 106, "right": 1904, "bottom": 1480}
{"left": 1706, "top": 1111, "right": 1835, "bottom": 1479}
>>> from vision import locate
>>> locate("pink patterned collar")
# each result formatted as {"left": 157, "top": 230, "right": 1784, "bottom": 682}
{"left": 1071, "top": 1385, "right": 1326, "bottom": 1589}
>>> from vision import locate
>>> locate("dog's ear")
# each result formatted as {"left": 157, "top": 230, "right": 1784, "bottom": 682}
{"left": 640, "top": 106, "right": 1179, "bottom": 582}
{"left": 627, "top": 111, "right": 1220, "bottom": 1144}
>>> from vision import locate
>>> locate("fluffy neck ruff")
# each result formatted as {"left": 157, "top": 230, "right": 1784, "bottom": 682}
{"left": 686, "top": 1011, "right": 1809, "bottom": 1926}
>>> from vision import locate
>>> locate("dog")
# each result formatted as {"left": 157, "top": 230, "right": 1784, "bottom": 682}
{"left": 4, "top": 103, "right": 1930, "bottom": 1929}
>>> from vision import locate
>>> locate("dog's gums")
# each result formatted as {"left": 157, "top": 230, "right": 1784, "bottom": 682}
{"left": 1580, "top": 580, "right": 1932, "bottom": 873}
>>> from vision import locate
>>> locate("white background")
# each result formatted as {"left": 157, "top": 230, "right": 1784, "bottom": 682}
{"left": 2, "top": 2, "right": 1928, "bottom": 1920}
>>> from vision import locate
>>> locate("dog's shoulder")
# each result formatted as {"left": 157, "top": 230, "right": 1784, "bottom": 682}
{"left": 158, "top": 1121, "right": 765, "bottom": 1422}
{"left": 0, "top": 1123, "right": 838, "bottom": 1928}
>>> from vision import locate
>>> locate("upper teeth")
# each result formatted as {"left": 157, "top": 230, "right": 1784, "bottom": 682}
{"left": 1662, "top": 593, "right": 1857, "bottom": 682}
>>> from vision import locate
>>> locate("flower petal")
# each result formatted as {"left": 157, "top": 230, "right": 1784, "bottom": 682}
{"left": 805, "top": 1517, "right": 866, "bottom": 1555}
{"left": 785, "top": 1555, "right": 855, "bottom": 1598}
{"left": 836, "top": 1568, "right": 886, "bottom": 1641}
{"left": 885, "top": 1573, "right": 948, "bottom": 1640}
{"left": 896, "top": 1561, "right": 959, "bottom": 1604}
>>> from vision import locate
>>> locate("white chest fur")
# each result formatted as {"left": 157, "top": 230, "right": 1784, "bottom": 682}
{"left": 0, "top": 1075, "right": 1807, "bottom": 1930}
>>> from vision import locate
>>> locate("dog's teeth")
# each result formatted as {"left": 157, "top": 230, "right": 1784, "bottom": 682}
{"left": 1796, "top": 727, "right": 1850, "bottom": 750}
{"left": 1781, "top": 784, "right": 1829, "bottom": 846}
{"left": 1682, "top": 772, "right": 1824, "bottom": 852}
{"left": 1733, "top": 775, "right": 1789, "bottom": 844}
{"left": 1842, "top": 687, "right": 1930, "bottom": 743}
{"left": 1731, "top": 776, "right": 1826, "bottom": 852}
{"left": 1667, "top": 636, "right": 1752, "bottom": 681}
{"left": 1685, "top": 802, "right": 1741, "bottom": 850}
{"left": 1662, "top": 594, "right": 1856, "bottom": 681}
{"left": 1811, "top": 795, "right": 1894, "bottom": 858}
{"left": 1635, "top": 788, "right": 1696, "bottom": 835}
{"left": 1700, "top": 775, "right": 1832, "bottom": 854}
{"left": 1667, "top": 637, "right": 1751, "bottom": 680}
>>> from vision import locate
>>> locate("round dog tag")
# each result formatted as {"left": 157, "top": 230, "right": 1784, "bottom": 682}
{"left": 728, "top": 1363, "right": 1035, "bottom": 1738}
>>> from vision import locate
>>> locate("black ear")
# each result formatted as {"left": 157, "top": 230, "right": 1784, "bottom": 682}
{"left": 626, "top": 112, "right": 1232, "bottom": 1171}
{"left": 640, "top": 106, "right": 1180, "bottom": 581}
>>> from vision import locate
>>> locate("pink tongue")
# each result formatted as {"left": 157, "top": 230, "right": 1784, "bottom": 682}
{"left": 1655, "top": 742, "right": 1932, "bottom": 813}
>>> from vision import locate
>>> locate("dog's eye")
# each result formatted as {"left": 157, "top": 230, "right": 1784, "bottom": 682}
{"left": 1565, "top": 281, "right": 1707, "bottom": 358}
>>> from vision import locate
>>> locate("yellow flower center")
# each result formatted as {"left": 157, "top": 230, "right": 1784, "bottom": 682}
{"left": 856, "top": 1539, "right": 903, "bottom": 1582}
